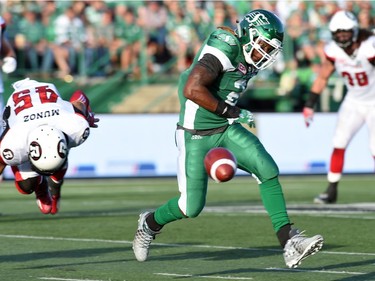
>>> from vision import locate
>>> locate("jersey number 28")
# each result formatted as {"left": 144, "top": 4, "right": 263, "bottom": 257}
{"left": 342, "top": 71, "right": 369, "bottom": 87}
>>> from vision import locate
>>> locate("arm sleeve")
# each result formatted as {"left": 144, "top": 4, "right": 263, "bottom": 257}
{"left": 196, "top": 53, "right": 223, "bottom": 80}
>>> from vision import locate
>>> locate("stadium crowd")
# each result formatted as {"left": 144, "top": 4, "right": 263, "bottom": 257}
{"left": 1, "top": 0, "right": 374, "bottom": 111}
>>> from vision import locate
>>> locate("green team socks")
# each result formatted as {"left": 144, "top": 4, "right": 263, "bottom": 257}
{"left": 259, "top": 176, "right": 291, "bottom": 232}
{"left": 154, "top": 196, "right": 185, "bottom": 225}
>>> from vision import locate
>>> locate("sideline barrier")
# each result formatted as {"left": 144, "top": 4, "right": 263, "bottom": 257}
{"left": 4, "top": 113, "right": 372, "bottom": 179}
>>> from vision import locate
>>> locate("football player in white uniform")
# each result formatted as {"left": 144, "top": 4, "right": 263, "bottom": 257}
{"left": 0, "top": 78, "right": 99, "bottom": 214}
{"left": 303, "top": 10, "right": 375, "bottom": 204}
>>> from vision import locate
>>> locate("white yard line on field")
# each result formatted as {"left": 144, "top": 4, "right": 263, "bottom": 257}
{"left": 38, "top": 277, "right": 104, "bottom": 281}
{"left": 155, "top": 273, "right": 253, "bottom": 280}
{"left": 204, "top": 202, "right": 375, "bottom": 215}
{"left": 265, "top": 267, "right": 365, "bottom": 275}
{"left": 0, "top": 234, "right": 374, "bottom": 257}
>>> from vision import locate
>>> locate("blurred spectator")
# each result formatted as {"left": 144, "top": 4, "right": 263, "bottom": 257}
{"left": 39, "top": 1, "right": 59, "bottom": 78}
{"left": 111, "top": 6, "right": 143, "bottom": 76}
{"left": 16, "top": 10, "right": 54, "bottom": 76}
{"left": 85, "top": 0, "right": 106, "bottom": 26}
{"left": 165, "top": 1, "right": 200, "bottom": 73}
{"left": 1, "top": 11, "right": 18, "bottom": 46}
{"left": 357, "top": 7, "right": 374, "bottom": 31}
{"left": 85, "top": 8, "right": 113, "bottom": 77}
{"left": 137, "top": 1, "right": 171, "bottom": 73}
{"left": 53, "top": 6, "right": 86, "bottom": 80}
{"left": 278, "top": 10, "right": 317, "bottom": 111}
{"left": 81, "top": 1, "right": 112, "bottom": 77}
{"left": 185, "top": 0, "right": 212, "bottom": 42}
{"left": 212, "top": 1, "right": 237, "bottom": 29}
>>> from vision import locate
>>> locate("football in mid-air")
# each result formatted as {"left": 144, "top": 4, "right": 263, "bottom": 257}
{"left": 204, "top": 147, "right": 237, "bottom": 183}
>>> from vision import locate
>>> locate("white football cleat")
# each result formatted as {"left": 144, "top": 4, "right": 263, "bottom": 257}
{"left": 283, "top": 230, "right": 324, "bottom": 268}
{"left": 132, "top": 212, "right": 160, "bottom": 262}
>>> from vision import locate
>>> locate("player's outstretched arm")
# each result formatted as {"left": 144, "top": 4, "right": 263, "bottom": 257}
{"left": 70, "top": 90, "right": 100, "bottom": 128}
{"left": 303, "top": 58, "right": 335, "bottom": 127}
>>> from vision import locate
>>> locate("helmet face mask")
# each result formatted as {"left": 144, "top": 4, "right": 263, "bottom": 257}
{"left": 28, "top": 125, "right": 68, "bottom": 175}
{"left": 332, "top": 30, "right": 355, "bottom": 48}
{"left": 329, "top": 10, "right": 358, "bottom": 48}
{"left": 237, "top": 9, "right": 284, "bottom": 70}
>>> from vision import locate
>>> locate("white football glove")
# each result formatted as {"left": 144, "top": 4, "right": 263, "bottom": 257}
{"left": 303, "top": 107, "right": 314, "bottom": 127}
{"left": 2, "top": 57, "right": 17, "bottom": 74}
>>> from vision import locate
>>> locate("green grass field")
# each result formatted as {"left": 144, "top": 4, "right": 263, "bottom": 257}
{"left": 0, "top": 175, "right": 374, "bottom": 281}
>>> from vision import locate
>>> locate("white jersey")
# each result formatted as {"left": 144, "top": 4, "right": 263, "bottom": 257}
{"left": 0, "top": 79, "right": 90, "bottom": 166}
{"left": 324, "top": 35, "right": 375, "bottom": 103}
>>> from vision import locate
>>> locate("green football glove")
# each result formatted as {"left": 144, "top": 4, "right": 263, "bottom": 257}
{"left": 236, "top": 109, "right": 256, "bottom": 128}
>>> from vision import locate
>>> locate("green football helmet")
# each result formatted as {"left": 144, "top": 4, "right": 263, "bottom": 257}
{"left": 236, "top": 9, "right": 284, "bottom": 70}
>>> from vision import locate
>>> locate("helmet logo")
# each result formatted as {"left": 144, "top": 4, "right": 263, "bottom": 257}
{"left": 57, "top": 139, "right": 67, "bottom": 158}
{"left": 29, "top": 141, "right": 42, "bottom": 160}
{"left": 2, "top": 149, "right": 14, "bottom": 160}
{"left": 345, "top": 11, "right": 356, "bottom": 21}
{"left": 244, "top": 13, "right": 270, "bottom": 26}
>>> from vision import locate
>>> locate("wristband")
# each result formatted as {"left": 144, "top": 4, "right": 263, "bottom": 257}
{"left": 214, "top": 100, "right": 241, "bottom": 118}
{"left": 305, "top": 91, "right": 320, "bottom": 108}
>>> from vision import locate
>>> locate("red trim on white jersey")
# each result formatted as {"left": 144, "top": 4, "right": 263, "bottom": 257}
{"left": 323, "top": 36, "right": 375, "bottom": 104}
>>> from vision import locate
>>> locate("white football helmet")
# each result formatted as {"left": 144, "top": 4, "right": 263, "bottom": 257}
{"left": 28, "top": 125, "right": 68, "bottom": 174}
{"left": 328, "top": 10, "right": 358, "bottom": 48}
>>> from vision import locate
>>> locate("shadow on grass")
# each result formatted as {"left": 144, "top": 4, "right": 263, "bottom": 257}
{"left": 148, "top": 245, "right": 280, "bottom": 261}
{"left": 0, "top": 246, "right": 129, "bottom": 264}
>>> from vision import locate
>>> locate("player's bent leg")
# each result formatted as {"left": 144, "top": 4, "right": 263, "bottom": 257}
{"left": 15, "top": 177, "right": 37, "bottom": 195}
{"left": 132, "top": 211, "right": 161, "bottom": 262}
{"left": 133, "top": 197, "right": 185, "bottom": 262}
{"left": 48, "top": 173, "right": 65, "bottom": 215}
{"left": 34, "top": 176, "right": 52, "bottom": 214}
{"left": 314, "top": 148, "right": 344, "bottom": 204}
{"left": 48, "top": 178, "right": 62, "bottom": 215}
{"left": 314, "top": 182, "right": 338, "bottom": 204}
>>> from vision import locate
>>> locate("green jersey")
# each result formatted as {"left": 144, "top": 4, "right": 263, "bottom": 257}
{"left": 178, "top": 28, "right": 258, "bottom": 130}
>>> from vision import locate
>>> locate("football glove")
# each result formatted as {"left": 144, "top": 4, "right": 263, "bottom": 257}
{"left": 303, "top": 107, "right": 314, "bottom": 127}
{"left": 70, "top": 90, "right": 99, "bottom": 128}
{"left": 87, "top": 107, "right": 99, "bottom": 128}
{"left": 236, "top": 109, "right": 256, "bottom": 128}
{"left": 2, "top": 57, "right": 17, "bottom": 74}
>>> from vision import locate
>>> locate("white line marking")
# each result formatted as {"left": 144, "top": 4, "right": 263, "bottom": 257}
{"left": 155, "top": 273, "right": 253, "bottom": 280}
{"left": 204, "top": 203, "right": 375, "bottom": 215}
{"left": 266, "top": 267, "right": 365, "bottom": 275}
{"left": 38, "top": 277, "right": 104, "bottom": 281}
{"left": 0, "top": 234, "right": 374, "bottom": 257}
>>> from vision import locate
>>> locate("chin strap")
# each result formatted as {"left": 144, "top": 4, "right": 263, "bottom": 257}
{"left": 236, "top": 20, "right": 242, "bottom": 37}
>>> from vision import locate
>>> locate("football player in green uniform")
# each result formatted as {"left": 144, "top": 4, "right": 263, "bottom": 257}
{"left": 133, "top": 9, "right": 324, "bottom": 268}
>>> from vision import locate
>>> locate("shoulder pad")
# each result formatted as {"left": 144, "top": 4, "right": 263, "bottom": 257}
{"left": 206, "top": 29, "right": 241, "bottom": 62}
{"left": 324, "top": 41, "right": 340, "bottom": 60}
{"left": 362, "top": 36, "right": 375, "bottom": 58}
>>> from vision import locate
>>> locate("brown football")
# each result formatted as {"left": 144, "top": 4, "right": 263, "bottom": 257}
{"left": 204, "top": 147, "right": 237, "bottom": 183}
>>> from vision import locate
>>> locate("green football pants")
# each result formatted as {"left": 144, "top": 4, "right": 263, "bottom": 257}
{"left": 154, "top": 123, "right": 290, "bottom": 232}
